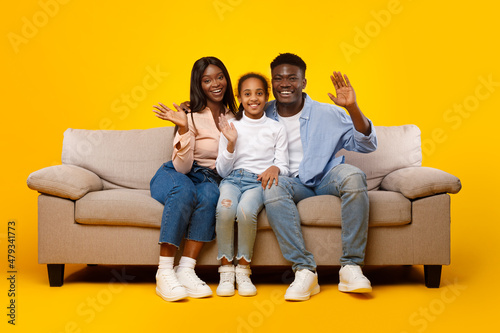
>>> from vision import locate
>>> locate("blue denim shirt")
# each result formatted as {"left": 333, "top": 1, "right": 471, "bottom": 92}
{"left": 265, "top": 93, "right": 377, "bottom": 187}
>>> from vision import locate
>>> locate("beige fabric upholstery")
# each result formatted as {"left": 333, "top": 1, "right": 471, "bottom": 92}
{"left": 62, "top": 127, "right": 174, "bottom": 190}
{"left": 75, "top": 189, "right": 163, "bottom": 228}
{"left": 296, "top": 191, "right": 411, "bottom": 227}
{"left": 38, "top": 194, "right": 164, "bottom": 265}
{"left": 338, "top": 125, "right": 422, "bottom": 190}
{"left": 37, "top": 194, "right": 451, "bottom": 267}
{"left": 74, "top": 190, "right": 411, "bottom": 229}
{"left": 27, "top": 164, "right": 103, "bottom": 200}
{"left": 381, "top": 166, "right": 462, "bottom": 199}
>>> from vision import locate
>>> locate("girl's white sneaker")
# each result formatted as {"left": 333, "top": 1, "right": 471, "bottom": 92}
{"left": 216, "top": 265, "right": 235, "bottom": 297}
{"left": 235, "top": 265, "right": 257, "bottom": 296}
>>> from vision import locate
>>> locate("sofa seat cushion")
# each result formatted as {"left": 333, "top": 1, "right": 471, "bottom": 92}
{"left": 75, "top": 189, "right": 163, "bottom": 228}
{"left": 76, "top": 189, "right": 411, "bottom": 230}
{"left": 294, "top": 191, "right": 411, "bottom": 227}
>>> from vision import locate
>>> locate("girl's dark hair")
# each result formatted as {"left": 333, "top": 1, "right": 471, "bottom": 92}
{"left": 235, "top": 72, "right": 270, "bottom": 120}
{"left": 189, "top": 56, "right": 238, "bottom": 116}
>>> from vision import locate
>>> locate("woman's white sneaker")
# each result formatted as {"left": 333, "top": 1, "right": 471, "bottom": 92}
{"left": 338, "top": 265, "right": 372, "bottom": 293}
{"left": 235, "top": 265, "right": 257, "bottom": 296}
{"left": 175, "top": 266, "right": 213, "bottom": 298}
{"left": 216, "top": 265, "right": 235, "bottom": 297}
{"left": 156, "top": 268, "right": 188, "bottom": 302}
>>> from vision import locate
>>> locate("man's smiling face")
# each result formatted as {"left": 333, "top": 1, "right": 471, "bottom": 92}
{"left": 271, "top": 64, "right": 307, "bottom": 107}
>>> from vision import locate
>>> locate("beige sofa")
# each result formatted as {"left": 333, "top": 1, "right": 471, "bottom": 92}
{"left": 27, "top": 125, "right": 461, "bottom": 287}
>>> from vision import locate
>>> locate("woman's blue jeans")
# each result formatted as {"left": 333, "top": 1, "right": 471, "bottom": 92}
{"left": 262, "top": 163, "right": 369, "bottom": 271}
{"left": 150, "top": 161, "right": 222, "bottom": 248}
{"left": 215, "top": 169, "right": 264, "bottom": 263}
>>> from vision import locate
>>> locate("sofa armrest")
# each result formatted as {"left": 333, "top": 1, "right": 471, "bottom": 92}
{"left": 27, "top": 165, "right": 103, "bottom": 200}
{"left": 380, "top": 166, "right": 462, "bottom": 199}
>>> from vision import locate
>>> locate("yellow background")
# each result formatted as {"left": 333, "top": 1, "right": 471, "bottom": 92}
{"left": 2, "top": 0, "right": 499, "bottom": 332}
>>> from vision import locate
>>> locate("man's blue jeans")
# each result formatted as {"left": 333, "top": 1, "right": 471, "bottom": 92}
{"left": 263, "top": 163, "right": 369, "bottom": 271}
{"left": 150, "top": 161, "right": 221, "bottom": 248}
{"left": 216, "top": 169, "right": 263, "bottom": 263}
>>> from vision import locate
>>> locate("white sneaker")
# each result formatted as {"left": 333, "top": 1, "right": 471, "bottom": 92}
{"left": 175, "top": 266, "right": 213, "bottom": 298}
{"left": 216, "top": 265, "right": 235, "bottom": 297}
{"left": 155, "top": 269, "right": 188, "bottom": 302}
{"left": 235, "top": 266, "right": 257, "bottom": 297}
{"left": 284, "top": 269, "right": 320, "bottom": 301}
{"left": 338, "top": 265, "right": 372, "bottom": 293}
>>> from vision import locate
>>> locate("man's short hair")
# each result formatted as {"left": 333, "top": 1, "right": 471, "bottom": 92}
{"left": 270, "top": 53, "right": 307, "bottom": 76}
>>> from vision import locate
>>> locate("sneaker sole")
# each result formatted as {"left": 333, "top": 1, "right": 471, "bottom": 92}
{"left": 284, "top": 284, "right": 320, "bottom": 301}
{"left": 237, "top": 289, "right": 257, "bottom": 297}
{"left": 156, "top": 287, "right": 188, "bottom": 302}
{"left": 338, "top": 282, "right": 372, "bottom": 293}
{"left": 185, "top": 289, "right": 213, "bottom": 298}
{"left": 236, "top": 283, "right": 257, "bottom": 297}
{"left": 216, "top": 289, "right": 235, "bottom": 297}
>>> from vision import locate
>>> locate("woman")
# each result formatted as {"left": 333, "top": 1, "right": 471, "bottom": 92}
{"left": 150, "top": 57, "right": 238, "bottom": 302}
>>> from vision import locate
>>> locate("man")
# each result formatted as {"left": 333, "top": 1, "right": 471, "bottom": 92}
{"left": 263, "top": 53, "right": 377, "bottom": 301}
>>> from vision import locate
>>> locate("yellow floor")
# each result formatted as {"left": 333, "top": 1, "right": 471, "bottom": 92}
{"left": 5, "top": 246, "right": 495, "bottom": 333}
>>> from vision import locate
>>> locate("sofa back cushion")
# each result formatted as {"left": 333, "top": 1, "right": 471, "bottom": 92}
{"left": 62, "top": 127, "right": 175, "bottom": 190}
{"left": 337, "top": 125, "right": 422, "bottom": 190}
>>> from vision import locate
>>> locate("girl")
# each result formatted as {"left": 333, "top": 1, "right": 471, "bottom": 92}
{"left": 150, "top": 57, "right": 238, "bottom": 302}
{"left": 215, "top": 73, "right": 289, "bottom": 297}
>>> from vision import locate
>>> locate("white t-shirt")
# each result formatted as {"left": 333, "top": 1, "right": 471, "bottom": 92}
{"left": 278, "top": 111, "right": 303, "bottom": 177}
{"left": 216, "top": 112, "right": 289, "bottom": 178}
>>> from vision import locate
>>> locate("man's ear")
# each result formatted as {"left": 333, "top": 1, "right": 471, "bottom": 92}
{"left": 302, "top": 78, "right": 307, "bottom": 90}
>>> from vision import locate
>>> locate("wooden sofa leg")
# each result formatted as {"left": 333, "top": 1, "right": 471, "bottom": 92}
{"left": 47, "top": 264, "right": 65, "bottom": 287}
{"left": 424, "top": 265, "right": 442, "bottom": 288}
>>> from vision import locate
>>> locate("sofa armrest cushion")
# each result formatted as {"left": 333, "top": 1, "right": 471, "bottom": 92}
{"left": 380, "top": 166, "right": 462, "bottom": 199}
{"left": 27, "top": 165, "right": 103, "bottom": 200}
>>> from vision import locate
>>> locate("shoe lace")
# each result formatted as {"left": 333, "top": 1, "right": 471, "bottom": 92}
{"left": 160, "top": 270, "right": 182, "bottom": 289}
{"left": 236, "top": 272, "right": 252, "bottom": 286}
{"left": 290, "top": 270, "right": 307, "bottom": 288}
{"left": 184, "top": 269, "right": 206, "bottom": 286}
{"left": 220, "top": 271, "right": 234, "bottom": 284}
{"left": 345, "top": 265, "right": 366, "bottom": 281}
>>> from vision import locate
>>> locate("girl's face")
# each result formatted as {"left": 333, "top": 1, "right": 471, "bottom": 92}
{"left": 201, "top": 64, "right": 227, "bottom": 105}
{"left": 238, "top": 77, "right": 269, "bottom": 120}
